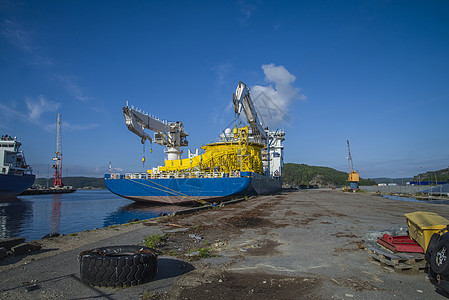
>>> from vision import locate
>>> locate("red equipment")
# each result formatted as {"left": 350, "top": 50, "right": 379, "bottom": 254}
{"left": 377, "top": 234, "right": 424, "bottom": 253}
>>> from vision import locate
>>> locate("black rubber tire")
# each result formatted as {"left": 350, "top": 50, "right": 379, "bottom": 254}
{"left": 79, "top": 245, "right": 158, "bottom": 287}
{"left": 430, "top": 239, "right": 449, "bottom": 276}
{"left": 426, "top": 233, "right": 442, "bottom": 263}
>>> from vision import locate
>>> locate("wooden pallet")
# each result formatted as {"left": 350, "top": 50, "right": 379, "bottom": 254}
{"left": 368, "top": 246, "right": 427, "bottom": 273}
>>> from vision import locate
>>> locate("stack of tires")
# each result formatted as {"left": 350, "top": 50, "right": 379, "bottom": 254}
{"left": 426, "top": 232, "right": 449, "bottom": 293}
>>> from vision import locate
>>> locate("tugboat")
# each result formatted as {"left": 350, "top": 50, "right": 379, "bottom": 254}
{"left": 105, "top": 81, "right": 285, "bottom": 204}
{"left": 0, "top": 135, "right": 35, "bottom": 199}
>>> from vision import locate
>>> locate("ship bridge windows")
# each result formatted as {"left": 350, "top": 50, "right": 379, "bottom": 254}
{"left": 1, "top": 144, "right": 14, "bottom": 148}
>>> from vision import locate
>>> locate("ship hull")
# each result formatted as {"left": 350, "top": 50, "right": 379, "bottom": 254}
{"left": 0, "top": 173, "right": 35, "bottom": 199}
{"left": 104, "top": 172, "right": 282, "bottom": 204}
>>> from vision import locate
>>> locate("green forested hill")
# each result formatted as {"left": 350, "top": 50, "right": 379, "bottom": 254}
{"left": 414, "top": 167, "right": 449, "bottom": 183}
{"left": 34, "top": 177, "right": 105, "bottom": 189}
{"left": 283, "top": 163, "right": 376, "bottom": 188}
{"left": 32, "top": 167, "right": 448, "bottom": 190}
{"left": 35, "top": 165, "right": 379, "bottom": 189}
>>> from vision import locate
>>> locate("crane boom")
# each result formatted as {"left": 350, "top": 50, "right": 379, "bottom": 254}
{"left": 123, "top": 104, "right": 188, "bottom": 160}
{"left": 52, "top": 113, "right": 63, "bottom": 187}
{"left": 346, "top": 140, "right": 359, "bottom": 189}
{"left": 346, "top": 140, "right": 354, "bottom": 172}
{"left": 233, "top": 81, "right": 267, "bottom": 141}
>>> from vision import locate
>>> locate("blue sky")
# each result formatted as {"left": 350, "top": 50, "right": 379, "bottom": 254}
{"left": 1, "top": 0, "right": 448, "bottom": 179}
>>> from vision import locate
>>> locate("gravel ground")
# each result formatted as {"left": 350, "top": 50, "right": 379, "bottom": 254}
{"left": 1, "top": 189, "right": 449, "bottom": 299}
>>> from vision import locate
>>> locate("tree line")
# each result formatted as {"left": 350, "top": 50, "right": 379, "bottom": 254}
{"left": 283, "top": 163, "right": 376, "bottom": 188}
{"left": 34, "top": 177, "right": 106, "bottom": 189}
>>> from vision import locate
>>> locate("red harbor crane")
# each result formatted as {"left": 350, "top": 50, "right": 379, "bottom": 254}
{"left": 52, "top": 113, "right": 63, "bottom": 187}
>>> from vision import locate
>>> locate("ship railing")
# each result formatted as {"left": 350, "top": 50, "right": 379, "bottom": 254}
{"left": 148, "top": 172, "right": 230, "bottom": 179}
{"left": 123, "top": 171, "right": 247, "bottom": 179}
{"left": 229, "top": 171, "right": 241, "bottom": 178}
{"left": 111, "top": 173, "right": 122, "bottom": 179}
{"left": 148, "top": 173, "right": 170, "bottom": 179}
{"left": 131, "top": 173, "right": 151, "bottom": 179}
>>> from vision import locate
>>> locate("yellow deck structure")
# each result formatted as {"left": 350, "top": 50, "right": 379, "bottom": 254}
{"left": 154, "top": 126, "right": 264, "bottom": 176}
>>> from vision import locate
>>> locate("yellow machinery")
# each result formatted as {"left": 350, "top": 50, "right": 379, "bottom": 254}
{"left": 348, "top": 170, "right": 359, "bottom": 182}
{"left": 346, "top": 140, "right": 359, "bottom": 190}
{"left": 405, "top": 211, "right": 449, "bottom": 251}
{"left": 155, "top": 126, "right": 264, "bottom": 176}
{"left": 123, "top": 81, "right": 284, "bottom": 180}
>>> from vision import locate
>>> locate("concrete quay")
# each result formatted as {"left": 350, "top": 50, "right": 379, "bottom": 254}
{"left": 1, "top": 189, "right": 449, "bottom": 299}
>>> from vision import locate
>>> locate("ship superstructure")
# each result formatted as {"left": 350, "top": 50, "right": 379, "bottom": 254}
{"left": 0, "top": 135, "right": 35, "bottom": 198}
{"left": 105, "top": 81, "right": 285, "bottom": 204}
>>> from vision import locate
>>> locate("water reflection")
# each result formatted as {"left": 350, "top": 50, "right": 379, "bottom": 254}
{"left": 51, "top": 194, "right": 61, "bottom": 234}
{"left": 382, "top": 194, "right": 449, "bottom": 205}
{"left": 0, "top": 190, "right": 200, "bottom": 242}
{"left": 0, "top": 197, "right": 33, "bottom": 239}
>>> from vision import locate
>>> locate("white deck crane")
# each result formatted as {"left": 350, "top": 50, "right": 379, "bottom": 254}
{"left": 232, "top": 81, "right": 285, "bottom": 179}
{"left": 123, "top": 104, "right": 188, "bottom": 161}
{"left": 233, "top": 81, "right": 267, "bottom": 142}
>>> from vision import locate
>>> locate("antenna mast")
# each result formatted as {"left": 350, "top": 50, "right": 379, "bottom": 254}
{"left": 52, "top": 113, "right": 63, "bottom": 187}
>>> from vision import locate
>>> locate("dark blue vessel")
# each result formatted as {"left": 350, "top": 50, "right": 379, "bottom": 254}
{"left": 0, "top": 135, "right": 35, "bottom": 199}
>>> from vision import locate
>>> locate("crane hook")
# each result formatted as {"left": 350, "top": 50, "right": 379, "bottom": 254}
{"left": 142, "top": 142, "right": 145, "bottom": 167}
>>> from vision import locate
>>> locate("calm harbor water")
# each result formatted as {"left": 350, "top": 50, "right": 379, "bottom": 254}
{"left": 382, "top": 194, "right": 449, "bottom": 205}
{"left": 0, "top": 190, "right": 182, "bottom": 242}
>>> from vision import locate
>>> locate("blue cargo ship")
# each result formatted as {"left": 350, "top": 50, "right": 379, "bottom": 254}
{"left": 105, "top": 81, "right": 285, "bottom": 204}
{"left": 0, "top": 135, "right": 35, "bottom": 199}
{"left": 105, "top": 171, "right": 282, "bottom": 204}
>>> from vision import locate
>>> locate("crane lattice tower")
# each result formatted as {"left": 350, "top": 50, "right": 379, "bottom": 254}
{"left": 52, "top": 113, "right": 63, "bottom": 187}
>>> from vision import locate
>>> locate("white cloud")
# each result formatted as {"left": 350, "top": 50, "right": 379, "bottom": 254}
{"left": 2, "top": 19, "right": 90, "bottom": 101}
{"left": 238, "top": 0, "right": 256, "bottom": 26}
{"left": 26, "top": 95, "right": 60, "bottom": 122}
{"left": 43, "top": 121, "right": 99, "bottom": 133}
{"left": 54, "top": 75, "right": 91, "bottom": 102}
{"left": 1, "top": 18, "right": 53, "bottom": 65}
{"left": 0, "top": 102, "right": 27, "bottom": 129}
{"left": 1, "top": 19, "right": 32, "bottom": 53}
{"left": 211, "top": 62, "right": 232, "bottom": 87}
{"left": 63, "top": 121, "right": 99, "bottom": 131}
{"left": 251, "top": 63, "right": 305, "bottom": 128}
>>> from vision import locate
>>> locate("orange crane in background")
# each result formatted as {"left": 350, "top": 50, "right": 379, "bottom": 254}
{"left": 346, "top": 140, "right": 359, "bottom": 191}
